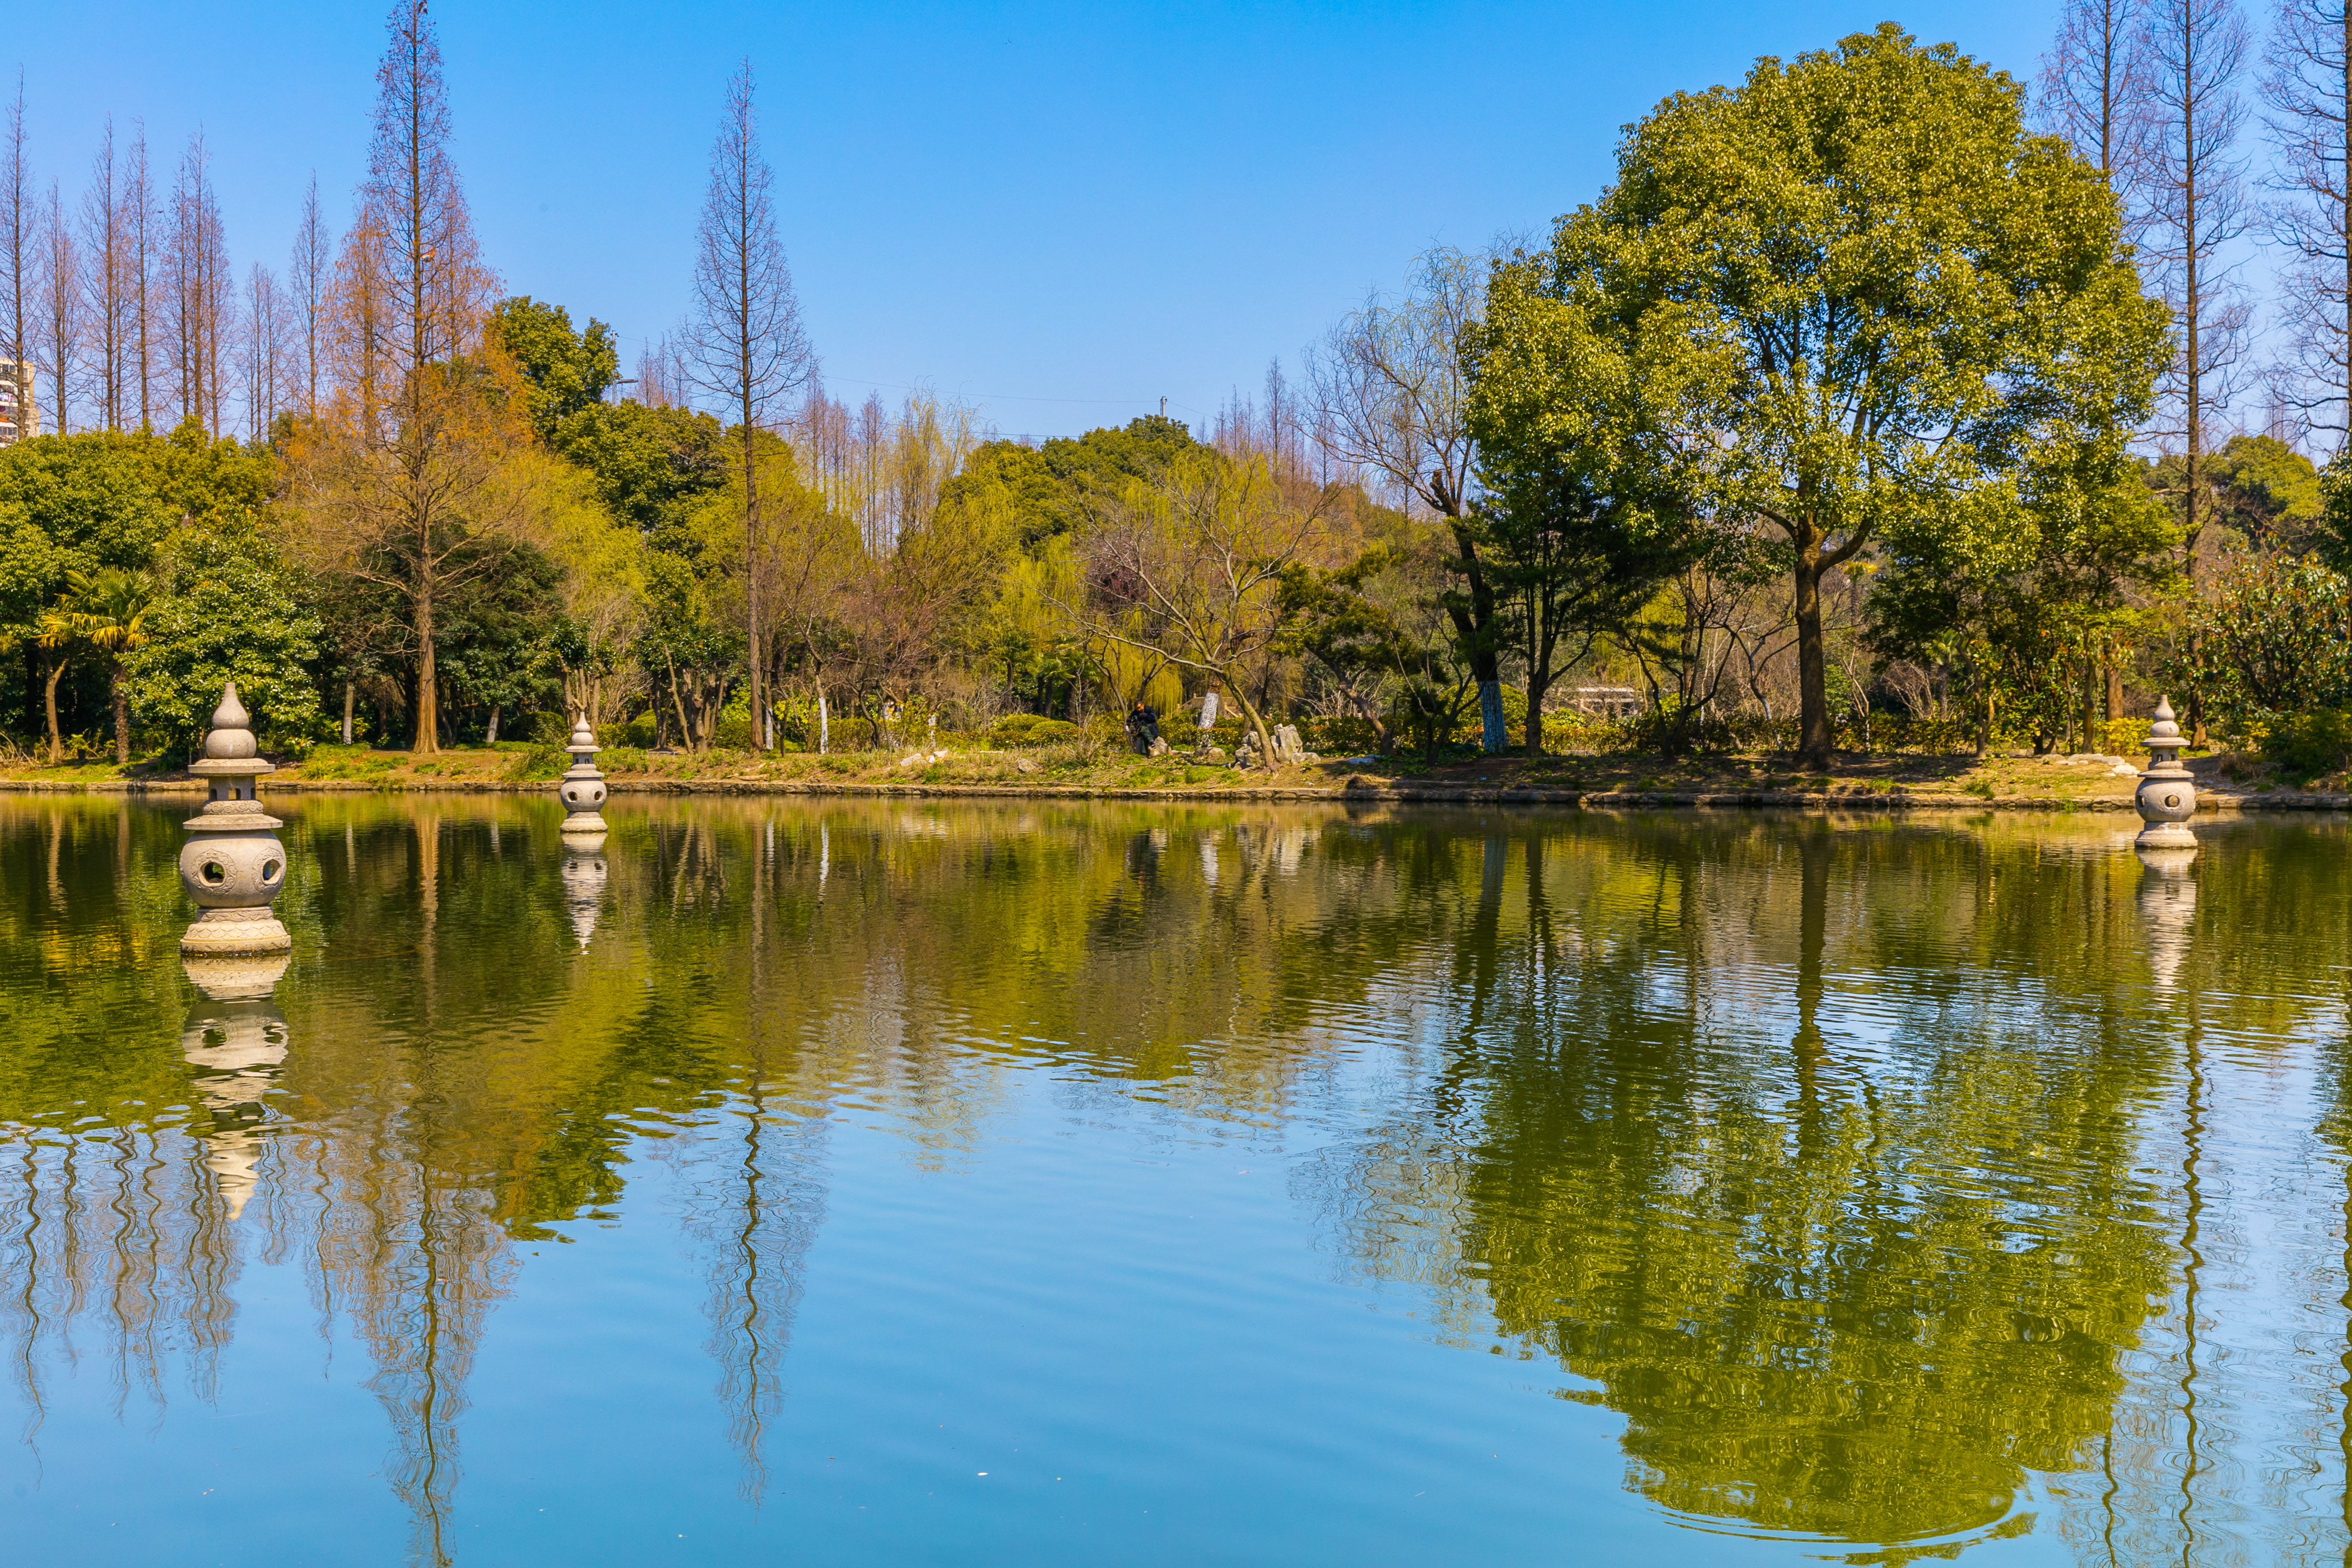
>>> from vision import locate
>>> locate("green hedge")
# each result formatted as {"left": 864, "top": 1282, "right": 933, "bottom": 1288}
{"left": 988, "top": 714, "right": 1082, "bottom": 747}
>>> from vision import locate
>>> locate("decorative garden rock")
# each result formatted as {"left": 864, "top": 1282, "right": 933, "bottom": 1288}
{"left": 559, "top": 715, "right": 608, "bottom": 834}
{"left": 2134, "top": 696, "right": 2198, "bottom": 850}
{"left": 179, "top": 683, "right": 292, "bottom": 956}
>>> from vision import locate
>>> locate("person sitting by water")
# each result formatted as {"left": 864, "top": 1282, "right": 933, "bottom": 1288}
{"left": 1126, "top": 701, "right": 1160, "bottom": 755}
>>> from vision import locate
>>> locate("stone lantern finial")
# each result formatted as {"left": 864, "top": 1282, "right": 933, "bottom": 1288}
{"left": 2133, "top": 696, "right": 2198, "bottom": 851}
{"left": 557, "top": 713, "right": 608, "bottom": 835}
{"left": 179, "top": 681, "right": 292, "bottom": 955}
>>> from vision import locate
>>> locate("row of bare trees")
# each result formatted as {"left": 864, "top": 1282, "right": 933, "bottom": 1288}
{"left": 2044, "top": 0, "right": 2352, "bottom": 531}
{"left": 0, "top": 84, "right": 331, "bottom": 443}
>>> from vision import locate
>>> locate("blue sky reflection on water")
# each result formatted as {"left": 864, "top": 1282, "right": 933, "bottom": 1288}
{"left": 0, "top": 797, "right": 2346, "bottom": 1565}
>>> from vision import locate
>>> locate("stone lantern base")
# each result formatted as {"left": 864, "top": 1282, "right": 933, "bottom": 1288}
{"left": 182, "top": 906, "right": 293, "bottom": 956}
{"left": 2133, "top": 820, "right": 2198, "bottom": 852}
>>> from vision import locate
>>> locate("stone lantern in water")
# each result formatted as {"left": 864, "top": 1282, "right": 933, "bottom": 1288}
{"left": 179, "top": 683, "right": 292, "bottom": 956}
{"left": 557, "top": 714, "right": 608, "bottom": 836}
{"left": 2133, "top": 696, "right": 2198, "bottom": 852}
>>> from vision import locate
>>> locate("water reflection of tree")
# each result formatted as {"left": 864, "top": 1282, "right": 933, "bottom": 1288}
{"left": 13, "top": 797, "right": 2350, "bottom": 1560}
{"left": 1309, "top": 816, "right": 2188, "bottom": 1556}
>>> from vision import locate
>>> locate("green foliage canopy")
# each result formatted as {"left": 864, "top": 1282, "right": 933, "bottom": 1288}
{"left": 1470, "top": 24, "right": 2169, "bottom": 764}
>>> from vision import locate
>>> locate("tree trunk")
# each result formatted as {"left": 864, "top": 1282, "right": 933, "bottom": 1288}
{"left": 1524, "top": 669, "right": 1550, "bottom": 755}
{"left": 342, "top": 681, "right": 355, "bottom": 745}
{"left": 2104, "top": 658, "right": 2122, "bottom": 723}
{"left": 1227, "top": 681, "right": 1278, "bottom": 773}
{"left": 1792, "top": 543, "right": 1834, "bottom": 769}
{"left": 2081, "top": 658, "right": 2100, "bottom": 754}
{"left": 1445, "top": 522, "right": 1506, "bottom": 754}
{"left": 663, "top": 649, "right": 694, "bottom": 753}
{"left": 42, "top": 650, "right": 66, "bottom": 764}
{"left": 745, "top": 421, "right": 768, "bottom": 751}
{"left": 413, "top": 580, "right": 439, "bottom": 755}
{"left": 485, "top": 704, "right": 500, "bottom": 745}
{"left": 110, "top": 660, "right": 129, "bottom": 765}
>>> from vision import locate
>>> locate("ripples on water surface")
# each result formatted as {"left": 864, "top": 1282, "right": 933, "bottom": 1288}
{"left": 0, "top": 795, "right": 2346, "bottom": 1565}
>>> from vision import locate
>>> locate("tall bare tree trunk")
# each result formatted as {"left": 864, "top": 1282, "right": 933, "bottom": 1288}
{"left": 128, "top": 124, "right": 152, "bottom": 432}
{"left": 1793, "top": 539, "right": 1834, "bottom": 767}
{"left": 687, "top": 61, "right": 811, "bottom": 757}
{"left": 2143, "top": 0, "right": 2250, "bottom": 750}
{"left": 415, "top": 576, "right": 438, "bottom": 753}
{"left": 110, "top": 660, "right": 128, "bottom": 764}
{"left": 3, "top": 77, "right": 32, "bottom": 440}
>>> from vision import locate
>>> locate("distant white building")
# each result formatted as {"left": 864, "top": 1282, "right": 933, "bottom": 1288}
{"left": 0, "top": 360, "right": 38, "bottom": 444}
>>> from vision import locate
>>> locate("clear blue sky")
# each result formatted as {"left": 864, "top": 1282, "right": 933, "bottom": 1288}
{"left": 16, "top": 2, "right": 2061, "bottom": 439}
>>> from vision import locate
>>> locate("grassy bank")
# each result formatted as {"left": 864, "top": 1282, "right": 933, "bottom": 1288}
{"left": 2, "top": 737, "right": 2341, "bottom": 811}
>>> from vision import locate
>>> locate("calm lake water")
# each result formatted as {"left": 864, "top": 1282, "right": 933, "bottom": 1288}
{"left": 1, "top": 795, "right": 2347, "bottom": 1566}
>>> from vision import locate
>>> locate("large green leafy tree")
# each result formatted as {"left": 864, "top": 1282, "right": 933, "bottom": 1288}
{"left": 486, "top": 297, "right": 619, "bottom": 443}
{"left": 949, "top": 416, "right": 1206, "bottom": 548}
{"left": 0, "top": 432, "right": 178, "bottom": 746}
{"left": 487, "top": 296, "right": 728, "bottom": 545}
{"left": 1476, "top": 25, "right": 2167, "bottom": 767}
{"left": 124, "top": 515, "right": 324, "bottom": 758}
{"left": 426, "top": 539, "right": 567, "bottom": 744}
{"left": 0, "top": 421, "right": 276, "bottom": 754}
{"left": 1872, "top": 440, "right": 2176, "bottom": 753}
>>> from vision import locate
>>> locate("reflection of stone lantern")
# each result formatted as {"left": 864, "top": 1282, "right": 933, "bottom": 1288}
{"left": 2135, "top": 846, "right": 2197, "bottom": 993}
{"left": 561, "top": 835, "right": 607, "bottom": 949}
{"left": 557, "top": 714, "right": 608, "bottom": 835}
{"left": 179, "top": 953, "right": 291, "bottom": 1220}
{"left": 179, "top": 684, "right": 292, "bottom": 955}
{"left": 2134, "top": 696, "right": 2198, "bottom": 851}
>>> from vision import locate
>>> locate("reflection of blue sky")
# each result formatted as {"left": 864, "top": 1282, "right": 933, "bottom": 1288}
{"left": 7, "top": 812, "right": 2352, "bottom": 1563}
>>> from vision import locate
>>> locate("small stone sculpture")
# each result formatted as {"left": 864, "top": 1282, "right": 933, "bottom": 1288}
{"left": 179, "top": 683, "right": 292, "bottom": 956}
{"left": 558, "top": 714, "right": 608, "bottom": 834}
{"left": 2134, "top": 696, "right": 2198, "bottom": 850}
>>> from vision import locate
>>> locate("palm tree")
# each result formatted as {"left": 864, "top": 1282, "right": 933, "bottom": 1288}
{"left": 40, "top": 568, "right": 156, "bottom": 764}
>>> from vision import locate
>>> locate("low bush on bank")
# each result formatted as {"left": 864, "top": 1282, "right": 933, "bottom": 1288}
{"left": 988, "top": 714, "right": 1081, "bottom": 747}
{"left": 504, "top": 745, "right": 568, "bottom": 782}
{"left": 2258, "top": 709, "right": 2352, "bottom": 783}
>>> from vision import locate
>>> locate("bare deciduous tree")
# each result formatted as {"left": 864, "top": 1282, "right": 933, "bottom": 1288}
{"left": 2262, "top": 0, "right": 2352, "bottom": 447}
{"left": 165, "top": 133, "right": 231, "bottom": 434}
{"left": 81, "top": 118, "right": 131, "bottom": 430}
{"left": 241, "top": 262, "right": 288, "bottom": 443}
{"left": 686, "top": 59, "right": 814, "bottom": 755}
{"left": 290, "top": 173, "right": 330, "bottom": 418}
{"left": 288, "top": 0, "right": 505, "bottom": 755}
{"left": 1, "top": 78, "right": 35, "bottom": 436}
{"left": 2041, "top": 0, "right": 2156, "bottom": 197}
{"left": 126, "top": 123, "right": 154, "bottom": 432}
{"left": 2141, "top": 0, "right": 2252, "bottom": 743}
{"left": 1304, "top": 246, "right": 1510, "bottom": 751}
{"left": 1068, "top": 450, "right": 1333, "bottom": 769}
{"left": 35, "top": 182, "right": 80, "bottom": 434}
